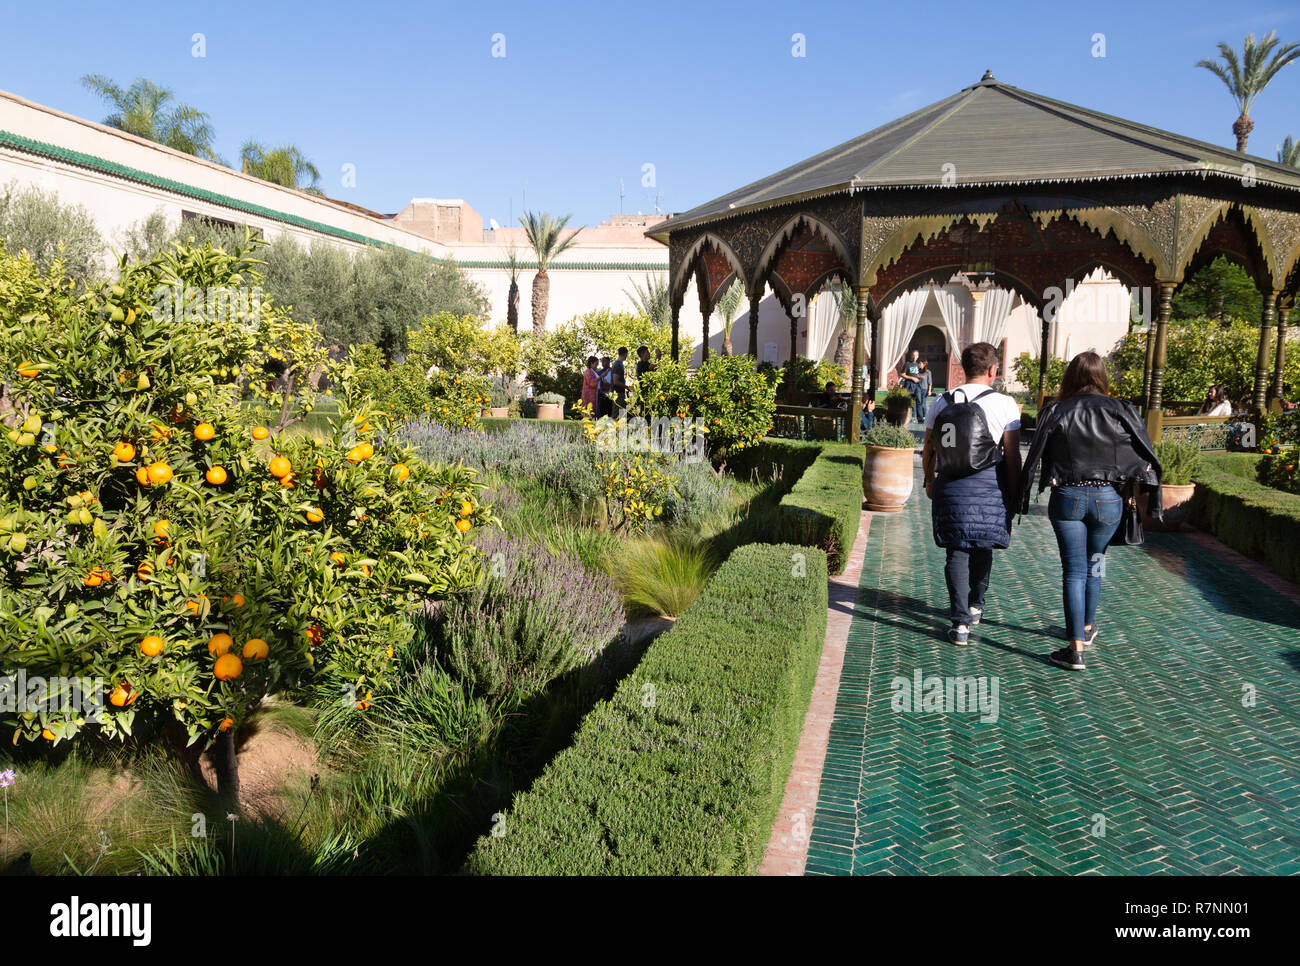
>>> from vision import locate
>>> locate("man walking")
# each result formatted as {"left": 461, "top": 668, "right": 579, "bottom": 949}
{"left": 612, "top": 347, "right": 630, "bottom": 412}
{"left": 900, "top": 349, "right": 923, "bottom": 423}
{"left": 921, "top": 342, "right": 1021, "bottom": 645}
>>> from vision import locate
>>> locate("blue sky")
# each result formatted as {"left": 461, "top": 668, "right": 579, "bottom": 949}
{"left": 2, "top": 0, "right": 1298, "bottom": 228}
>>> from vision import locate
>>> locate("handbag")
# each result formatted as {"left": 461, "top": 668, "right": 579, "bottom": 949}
{"left": 1110, "top": 482, "right": 1143, "bottom": 547}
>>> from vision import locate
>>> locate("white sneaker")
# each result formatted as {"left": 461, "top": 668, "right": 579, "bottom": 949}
{"left": 969, "top": 607, "right": 983, "bottom": 626}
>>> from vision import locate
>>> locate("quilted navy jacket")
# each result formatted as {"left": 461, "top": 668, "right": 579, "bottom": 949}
{"left": 931, "top": 462, "right": 1012, "bottom": 549}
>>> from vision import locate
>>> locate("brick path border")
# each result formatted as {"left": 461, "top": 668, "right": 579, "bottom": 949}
{"left": 759, "top": 509, "right": 873, "bottom": 876}
{"left": 1184, "top": 526, "right": 1300, "bottom": 606}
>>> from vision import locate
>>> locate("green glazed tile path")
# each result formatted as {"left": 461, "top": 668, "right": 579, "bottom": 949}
{"left": 806, "top": 466, "right": 1300, "bottom": 875}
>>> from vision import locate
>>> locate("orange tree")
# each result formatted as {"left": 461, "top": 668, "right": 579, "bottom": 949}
{"left": 632, "top": 355, "right": 778, "bottom": 462}
{"left": 0, "top": 238, "right": 490, "bottom": 792}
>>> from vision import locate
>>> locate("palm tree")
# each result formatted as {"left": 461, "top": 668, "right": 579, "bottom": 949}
{"left": 624, "top": 273, "right": 671, "bottom": 326}
{"left": 81, "top": 75, "right": 219, "bottom": 161}
{"left": 504, "top": 245, "right": 523, "bottom": 333}
{"left": 715, "top": 279, "right": 745, "bottom": 356}
{"left": 240, "top": 141, "right": 322, "bottom": 194}
{"left": 519, "top": 211, "right": 582, "bottom": 337}
{"left": 832, "top": 281, "right": 858, "bottom": 378}
{"left": 1279, "top": 135, "right": 1300, "bottom": 167}
{"left": 1197, "top": 32, "right": 1300, "bottom": 152}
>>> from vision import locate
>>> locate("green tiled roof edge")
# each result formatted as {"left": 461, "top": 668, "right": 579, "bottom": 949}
{"left": 0, "top": 129, "right": 668, "bottom": 272}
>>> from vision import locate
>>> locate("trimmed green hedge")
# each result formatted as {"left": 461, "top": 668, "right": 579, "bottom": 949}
{"left": 463, "top": 542, "right": 829, "bottom": 875}
{"left": 1201, "top": 452, "right": 1262, "bottom": 481}
{"left": 778, "top": 443, "right": 865, "bottom": 574}
{"left": 1189, "top": 463, "right": 1300, "bottom": 583}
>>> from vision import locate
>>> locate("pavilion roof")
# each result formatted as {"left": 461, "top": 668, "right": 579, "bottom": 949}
{"left": 648, "top": 71, "right": 1300, "bottom": 242}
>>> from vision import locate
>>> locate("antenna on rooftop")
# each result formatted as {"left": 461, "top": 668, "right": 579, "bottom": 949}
{"left": 653, "top": 189, "right": 662, "bottom": 214}
{"left": 619, "top": 178, "right": 625, "bottom": 214}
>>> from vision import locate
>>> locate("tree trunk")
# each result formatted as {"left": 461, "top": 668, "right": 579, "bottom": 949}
{"left": 833, "top": 327, "right": 854, "bottom": 384}
{"left": 212, "top": 729, "right": 240, "bottom": 804}
{"left": 1233, "top": 112, "right": 1254, "bottom": 153}
{"left": 721, "top": 322, "right": 733, "bottom": 356}
{"left": 531, "top": 269, "right": 550, "bottom": 338}
{"left": 507, "top": 280, "right": 519, "bottom": 333}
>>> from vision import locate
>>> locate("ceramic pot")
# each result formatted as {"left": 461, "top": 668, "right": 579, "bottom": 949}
{"left": 864, "top": 445, "right": 915, "bottom": 512}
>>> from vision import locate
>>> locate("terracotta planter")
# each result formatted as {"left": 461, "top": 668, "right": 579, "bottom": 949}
{"left": 490, "top": 407, "right": 509, "bottom": 419}
{"left": 864, "top": 445, "right": 915, "bottom": 512}
{"left": 1138, "top": 483, "right": 1195, "bottom": 532}
{"left": 536, "top": 403, "right": 564, "bottom": 421}
{"left": 885, "top": 397, "right": 911, "bottom": 427}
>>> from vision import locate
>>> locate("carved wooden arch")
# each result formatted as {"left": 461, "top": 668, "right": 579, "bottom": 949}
{"left": 671, "top": 233, "right": 745, "bottom": 306}
{"left": 873, "top": 264, "right": 1043, "bottom": 314}
{"left": 1179, "top": 205, "right": 1275, "bottom": 294}
{"left": 1239, "top": 204, "right": 1300, "bottom": 292}
{"left": 753, "top": 213, "right": 856, "bottom": 291}
{"left": 1058, "top": 258, "right": 1152, "bottom": 295}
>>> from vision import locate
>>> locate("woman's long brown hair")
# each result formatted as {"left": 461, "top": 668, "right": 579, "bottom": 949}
{"left": 1057, "top": 350, "right": 1110, "bottom": 401}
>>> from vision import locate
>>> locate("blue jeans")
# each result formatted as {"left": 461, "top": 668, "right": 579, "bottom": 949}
{"left": 913, "top": 390, "right": 928, "bottom": 423}
{"left": 944, "top": 548, "right": 992, "bottom": 626}
{"left": 1048, "top": 485, "right": 1123, "bottom": 641}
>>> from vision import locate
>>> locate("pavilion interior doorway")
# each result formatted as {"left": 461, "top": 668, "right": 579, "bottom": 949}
{"left": 907, "top": 324, "right": 950, "bottom": 391}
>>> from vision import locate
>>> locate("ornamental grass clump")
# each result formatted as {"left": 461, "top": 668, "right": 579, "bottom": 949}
{"left": 1154, "top": 439, "right": 1202, "bottom": 486}
{"left": 428, "top": 530, "right": 624, "bottom": 699}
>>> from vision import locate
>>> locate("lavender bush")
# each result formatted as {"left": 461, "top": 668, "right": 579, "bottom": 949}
{"left": 397, "top": 419, "right": 602, "bottom": 503}
{"left": 428, "top": 530, "right": 625, "bottom": 699}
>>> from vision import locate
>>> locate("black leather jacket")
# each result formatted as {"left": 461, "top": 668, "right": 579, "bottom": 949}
{"left": 1017, "top": 393, "right": 1163, "bottom": 517}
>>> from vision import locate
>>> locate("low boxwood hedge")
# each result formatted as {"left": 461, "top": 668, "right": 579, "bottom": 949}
{"left": 463, "top": 542, "right": 829, "bottom": 875}
{"left": 778, "top": 443, "right": 865, "bottom": 574}
{"left": 1189, "top": 463, "right": 1300, "bottom": 583}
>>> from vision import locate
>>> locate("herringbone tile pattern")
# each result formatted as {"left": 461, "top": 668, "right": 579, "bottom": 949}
{"left": 806, "top": 467, "right": 1300, "bottom": 875}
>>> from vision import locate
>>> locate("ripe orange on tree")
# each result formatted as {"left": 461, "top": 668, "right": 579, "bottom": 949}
{"left": 251, "top": 426, "right": 269, "bottom": 440}
{"left": 109, "top": 682, "right": 137, "bottom": 707}
{"left": 268, "top": 456, "right": 291, "bottom": 478}
{"left": 136, "top": 466, "right": 151, "bottom": 486}
{"left": 306, "top": 507, "right": 324, "bottom": 523}
{"left": 208, "top": 632, "right": 234, "bottom": 656}
{"left": 146, "top": 461, "right": 173, "bottom": 484}
{"left": 455, "top": 518, "right": 472, "bottom": 533}
{"left": 213, "top": 653, "right": 243, "bottom": 681}
{"left": 242, "top": 638, "right": 269, "bottom": 660}
{"left": 205, "top": 465, "right": 228, "bottom": 485}
{"left": 219, "top": 717, "right": 234, "bottom": 733}
{"left": 194, "top": 423, "right": 215, "bottom": 441}
{"left": 18, "top": 363, "right": 40, "bottom": 378}
{"left": 112, "top": 441, "right": 135, "bottom": 462}
{"left": 140, "top": 635, "right": 165, "bottom": 656}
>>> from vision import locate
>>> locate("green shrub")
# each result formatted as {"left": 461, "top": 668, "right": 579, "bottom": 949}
{"left": 862, "top": 424, "right": 918, "bottom": 449}
{"left": 1155, "top": 439, "right": 1202, "bottom": 486}
{"left": 635, "top": 355, "right": 780, "bottom": 461}
{"left": 426, "top": 530, "right": 625, "bottom": 700}
{"left": 1011, "top": 353, "right": 1068, "bottom": 397}
{"left": 536, "top": 392, "right": 566, "bottom": 407}
{"left": 1200, "top": 452, "right": 1262, "bottom": 481}
{"left": 463, "top": 542, "right": 828, "bottom": 875}
{"left": 1189, "top": 464, "right": 1300, "bottom": 583}
{"left": 0, "top": 183, "right": 105, "bottom": 285}
{"left": 609, "top": 534, "right": 718, "bottom": 618}
{"left": 778, "top": 444, "right": 865, "bottom": 574}
{"left": 489, "top": 384, "right": 508, "bottom": 408}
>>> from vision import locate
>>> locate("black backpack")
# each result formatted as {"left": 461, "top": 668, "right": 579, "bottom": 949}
{"left": 932, "top": 387, "right": 1002, "bottom": 479}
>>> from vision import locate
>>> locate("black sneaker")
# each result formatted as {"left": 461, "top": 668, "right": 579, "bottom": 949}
{"left": 947, "top": 625, "right": 970, "bottom": 646}
{"left": 1050, "top": 647, "right": 1086, "bottom": 671}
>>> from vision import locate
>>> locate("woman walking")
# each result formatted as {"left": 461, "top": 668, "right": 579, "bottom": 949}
{"left": 1017, "top": 352, "right": 1162, "bottom": 671}
{"left": 580, "top": 355, "right": 599, "bottom": 416}
{"left": 916, "top": 359, "right": 933, "bottom": 422}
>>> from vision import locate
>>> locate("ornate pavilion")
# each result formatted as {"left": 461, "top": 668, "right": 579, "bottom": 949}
{"left": 647, "top": 71, "right": 1300, "bottom": 443}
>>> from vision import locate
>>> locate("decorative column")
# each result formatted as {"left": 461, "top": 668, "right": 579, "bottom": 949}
{"left": 850, "top": 285, "right": 869, "bottom": 444}
{"left": 698, "top": 281, "right": 711, "bottom": 363}
{"left": 748, "top": 281, "right": 763, "bottom": 359}
{"left": 1253, "top": 291, "right": 1278, "bottom": 416}
{"left": 1145, "top": 282, "right": 1176, "bottom": 441}
{"left": 1272, "top": 302, "right": 1291, "bottom": 406}
{"left": 1036, "top": 305, "right": 1052, "bottom": 411}
{"left": 670, "top": 300, "right": 680, "bottom": 362}
{"left": 1140, "top": 310, "right": 1156, "bottom": 413}
{"left": 868, "top": 303, "right": 881, "bottom": 400}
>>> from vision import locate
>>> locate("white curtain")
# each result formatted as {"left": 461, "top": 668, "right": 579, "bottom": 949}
{"left": 931, "top": 284, "right": 967, "bottom": 357}
{"left": 877, "top": 287, "right": 930, "bottom": 382}
{"left": 806, "top": 288, "right": 841, "bottom": 362}
{"left": 972, "top": 288, "right": 1017, "bottom": 347}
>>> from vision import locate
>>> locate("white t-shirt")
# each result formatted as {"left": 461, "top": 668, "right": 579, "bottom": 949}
{"left": 925, "top": 383, "right": 1022, "bottom": 441}
{"left": 1207, "top": 401, "right": 1231, "bottom": 417}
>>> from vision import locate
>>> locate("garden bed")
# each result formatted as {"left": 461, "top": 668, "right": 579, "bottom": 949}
{"left": 1190, "top": 457, "right": 1300, "bottom": 584}
{"left": 462, "top": 542, "right": 829, "bottom": 875}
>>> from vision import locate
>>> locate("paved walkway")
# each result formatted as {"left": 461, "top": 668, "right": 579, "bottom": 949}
{"left": 804, "top": 465, "right": 1300, "bottom": 875}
